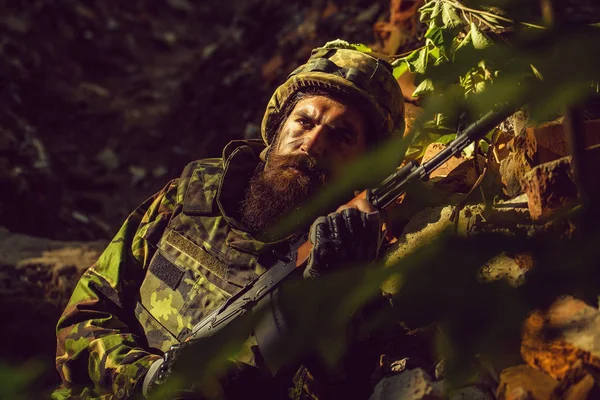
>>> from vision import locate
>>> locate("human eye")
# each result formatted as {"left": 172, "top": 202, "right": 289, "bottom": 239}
{"left": 296, "top": 117, "right": 314, "bottom": 129}
{"left": 332, "top": 129, "right": 353, "bottom": 144}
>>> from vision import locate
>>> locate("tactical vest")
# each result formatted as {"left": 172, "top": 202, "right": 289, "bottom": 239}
{"left": 131, "top": 141, "right": 338, "bottom": 399}
{"left": 133, "top": 141, "right": 270, "bottom": 353}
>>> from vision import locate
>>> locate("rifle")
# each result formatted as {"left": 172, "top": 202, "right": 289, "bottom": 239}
{"left": 185, "top": 105, "right": 515, "bottom": 343}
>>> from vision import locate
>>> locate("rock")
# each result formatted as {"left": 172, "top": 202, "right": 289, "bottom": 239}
{"left": 521, "top": 156, "right": 578, "bottom": 222}
{"left": 478, "top": 254, "right": 526, "bottom": 287}
{"left": 499, "top": 136, "right": 535, "bottom": 197}
{"left": 496, "top": 364, "right": 559, "bottom": 400}
{"left": 404, "top": 102, "right": 423, "bottom": 137}
{"left": 382, "top": 205, "right": 483, "bottom": 294}
{"left": 521, "top": 296, "right": 600, "bottom": 382}
{"left": 383, "top": 206, "right": 454, "bottom": 264}
{"left": 152, "top": 165, "right": 168, "bottom": 178}
{"left": 369, "top": 368, "right": 444, "bottom": 400}
{"left": 0, "top": 226, "right": 106, "bottom": 362}
{"left": 561, "top": 371, "right": 598, "bottom": 400}
{"left": 129, "top": 165, "right": 147, "bottom": 185}
{"left": 96, "top": 147, "right": 120, "bottom": 171}
{"left": 446, "top": 385, "right": 494, "bottom": 400}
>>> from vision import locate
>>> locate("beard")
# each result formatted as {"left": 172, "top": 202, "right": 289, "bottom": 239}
{"left": 241, "top": 151, "right": 327, "bottom": 241}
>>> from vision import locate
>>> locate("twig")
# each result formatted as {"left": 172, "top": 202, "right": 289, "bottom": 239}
{"left": 451, "top": 129, "right": 500, "bottom": 226}
{"left": 389, "top": 45, "right": 427, "bottom": 60}
{"left": 441, "top": 0, "right": 546, "bottom": 30}
{"left": 473, "top": 14, "right": 498, "bottom": 31}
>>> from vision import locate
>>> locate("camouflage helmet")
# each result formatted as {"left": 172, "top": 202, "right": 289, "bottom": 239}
{"left": 261, "top": 43, "right": 405, "bottom": 147}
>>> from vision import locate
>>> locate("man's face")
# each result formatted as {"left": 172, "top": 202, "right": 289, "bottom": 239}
{"left": 272, "top": 95, "right": 368, "bottom": 180}
{"left": 241, "top": 94, "right": 369, "bottom": 238}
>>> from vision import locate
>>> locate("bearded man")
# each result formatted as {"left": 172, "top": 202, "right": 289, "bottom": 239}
{"left": 53, "top": 43, "right": 405, "bottom": 400}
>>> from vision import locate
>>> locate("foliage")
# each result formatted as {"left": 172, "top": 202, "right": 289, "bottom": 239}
{"left": 391, "top": 0, "right": 547, "bottom": 157}
{"left": 0, "top": 361, "right": 47, "bottom": 400}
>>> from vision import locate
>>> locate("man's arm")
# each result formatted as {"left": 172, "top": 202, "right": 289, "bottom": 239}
{"left": 55, "top": 180, "right": 179, "bottom": 399}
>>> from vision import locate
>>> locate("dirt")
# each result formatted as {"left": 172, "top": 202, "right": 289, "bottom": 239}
{"left": 1, "top": 0, "right": 422, "bottom": 241}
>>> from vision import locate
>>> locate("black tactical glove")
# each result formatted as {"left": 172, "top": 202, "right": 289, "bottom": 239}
{"left": 304, "top": 207, "right": 383, "bottom": 279}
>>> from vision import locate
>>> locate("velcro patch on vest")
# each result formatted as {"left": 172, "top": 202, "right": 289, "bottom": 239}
{"left": 165, "top": 230, "right": 228, "bottom": 280}
{"left": 149, "top": 252, "right": 184, "bottom": 290}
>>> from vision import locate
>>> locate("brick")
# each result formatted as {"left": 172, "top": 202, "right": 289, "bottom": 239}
{"left": 422, "top": 142, "right": 466, "bottom": 178}
{"left": 521, "top": 157, "right": 578, "bottom": 221}
{"left": 527, "top": 119, "right": 600, "bottom": 164}
{"left": 521, "top": 145, "right": 600, "bottom": 221}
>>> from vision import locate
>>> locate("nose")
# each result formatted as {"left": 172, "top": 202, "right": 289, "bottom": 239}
{"left": 300, "top": 127, "right": 326, "bottom": 157}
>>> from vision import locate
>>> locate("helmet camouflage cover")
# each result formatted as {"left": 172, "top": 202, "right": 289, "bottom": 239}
{"left": 261, "top": 42, "right": 405, "bottom": 147}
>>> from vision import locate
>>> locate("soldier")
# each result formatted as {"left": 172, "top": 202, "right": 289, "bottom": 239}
{"left": 53, "top": 43, "right": 405, "bottom": 399}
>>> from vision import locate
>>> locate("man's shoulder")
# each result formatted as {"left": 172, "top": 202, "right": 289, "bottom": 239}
{"left": 176, "top": 158, "right": 224, "bottom": 213}
{"left": 179, "top": 158, "right": 223, "bottom": 179}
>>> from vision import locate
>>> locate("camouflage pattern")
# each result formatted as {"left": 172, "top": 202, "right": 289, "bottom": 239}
{"left": 54, "top": 139, "right": 281, "bottom": 399}
{"left": 54, "top": 45, "right": 406, "bottom": 399}
{"left": 261, "top": 45, "right": 405, "bottom": 147}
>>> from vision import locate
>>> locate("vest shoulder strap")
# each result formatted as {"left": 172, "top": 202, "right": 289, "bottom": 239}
{"left": 177, "top": 158, "right": 223, "bottom": 215}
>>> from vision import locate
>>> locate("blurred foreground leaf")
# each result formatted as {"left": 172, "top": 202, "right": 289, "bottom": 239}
{"left": 0, "top": 360, "right": 46, "bottom": 400}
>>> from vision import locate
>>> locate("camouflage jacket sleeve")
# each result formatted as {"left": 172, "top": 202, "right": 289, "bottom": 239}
{"left": 55, "top": 180, "right": 179, "bottom": 399}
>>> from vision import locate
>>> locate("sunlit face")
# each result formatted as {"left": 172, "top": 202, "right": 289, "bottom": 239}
{"left": 272, "top": 95, "right": 368, "bottom": 180}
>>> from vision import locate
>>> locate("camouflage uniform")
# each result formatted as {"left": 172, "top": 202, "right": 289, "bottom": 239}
{"left": 53, "top": 44, "right": 405, "bottom": 400}
{"left": 53, "top": 140, "right": 284, "bottom": 399}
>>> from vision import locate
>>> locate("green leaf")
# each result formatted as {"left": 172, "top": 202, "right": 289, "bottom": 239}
{"left": 430, "top": 0, "right": 443, "bottom": 26}
{"left": 474, "top": 79, "right": 487, "bottom": 92}
{"left": 413, "top": 78, "right": 435, "bottom": 97}
{"left": 479, "top": 139, "right": 490, "bottom": 154}
{"left": 427, "top": 40, "right": 441, "bottom": 61}
{"left": 428, "top": 26, "right": 458, "bottom": 59}
{"left": 392, "top": 59, "right": 409, "bottom": 79}
{"left": 434, "top": 133, "right": 458, "bottom": 145}
{"left": 420, "top": 0, "right": 440, "bottom": 23}
{"left": 435, "top": 112, "right": 458, "bottom": 131}
{"left": 441, "top": 2, "right": 463, "bottom": 29}
{"left": 425, "top": 25, "right": 443, "bottom": 45}
{"left": 406, "top": 48, "right": 429, "bottom": 74}
{"left": 470, "top": 22, "right": 493, "bottom": 49}
{"left": 453, "top": 29, "right": 472, "bottom": 56}
{"left": 462, "top": 142, "right": 475, "bottom": 158}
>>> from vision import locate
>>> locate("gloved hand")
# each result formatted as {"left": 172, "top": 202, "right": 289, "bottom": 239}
{"left": 143, "top": 342, "right": 271, "bottom": 400}
{"left": 143, "top": 343, "right": 203, "bottom": 399}
{"left": 304, "top": 206, "right": 383, "bottom": 279}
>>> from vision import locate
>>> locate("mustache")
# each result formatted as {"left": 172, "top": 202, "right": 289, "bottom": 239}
{"left": 268, "top": 153, "right": 322, "bottom": 175}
